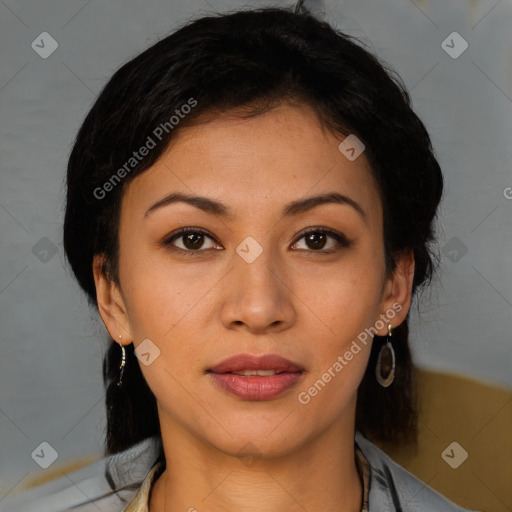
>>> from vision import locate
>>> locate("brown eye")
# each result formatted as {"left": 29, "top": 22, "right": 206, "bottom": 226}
{"left": 293, "top": 228, "right": 350, "bottom": 252}
{"left": 164, "top": 228, "right": 219, "bottom": 253}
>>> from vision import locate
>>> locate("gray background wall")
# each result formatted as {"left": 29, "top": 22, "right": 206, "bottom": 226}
{"left": 1, "top": 0, "right": 511, "bottom": 501}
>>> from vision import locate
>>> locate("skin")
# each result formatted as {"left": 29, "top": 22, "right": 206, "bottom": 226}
{"left": 93, "top": 102, "right": 415, "bottom": 512}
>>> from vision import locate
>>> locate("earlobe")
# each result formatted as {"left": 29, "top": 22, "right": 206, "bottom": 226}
{"left": 378, "top": 250, "right": 415, "bottom": 335}
{"left": 92, "top": 254, "right": 132, "bottom": 344}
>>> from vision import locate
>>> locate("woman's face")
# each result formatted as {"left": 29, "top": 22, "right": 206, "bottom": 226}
{"left": 94, "top": 103, "right": 413, "bottom": 458}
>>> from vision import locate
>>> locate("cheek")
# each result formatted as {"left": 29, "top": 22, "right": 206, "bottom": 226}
{"left": 118, "top": 253, "right": 214, "bottom": 399}
{"left": 297, "top": 255, "right": 384, "bottom": 384}
{"left": 119, "top": 251, "right": 202, "bottom": 341}
{"left": 301, "top": 257, "right": 385, "bottom": 335}
{"left": 296, "top": 278, "right": 376, "bottom": 413}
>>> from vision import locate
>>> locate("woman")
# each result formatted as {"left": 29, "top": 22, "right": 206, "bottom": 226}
{"left": 3, "top": 4, "right": 479, "bottom": 512}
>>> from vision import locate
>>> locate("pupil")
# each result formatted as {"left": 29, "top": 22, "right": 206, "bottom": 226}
{"left": 307, "top": 233, "right": 326, "bottom": 250}
{"left": 184, "top": 233, "right": 203, "bottom": 249}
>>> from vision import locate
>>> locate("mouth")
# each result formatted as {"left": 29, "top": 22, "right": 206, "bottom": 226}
{"left": 207, "top": 354, "right": 305, "bottom": 401}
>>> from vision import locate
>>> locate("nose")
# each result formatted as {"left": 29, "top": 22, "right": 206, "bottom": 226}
{"left": 220, "top": 241, "right": 296, "bottom": 335}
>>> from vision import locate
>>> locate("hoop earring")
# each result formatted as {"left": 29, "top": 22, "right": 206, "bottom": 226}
{"left": 376, "top": 324, "right": 395, "bottom": 387}
{"left": 117, "top": 334, "right": 126, "bottom": 388}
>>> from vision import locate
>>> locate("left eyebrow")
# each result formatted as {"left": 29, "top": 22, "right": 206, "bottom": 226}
{"left": 144, "top": 191, "right": 367, "bottom": 221}
{"left": 282, "top": 192, "right": 367, "bottom": 221}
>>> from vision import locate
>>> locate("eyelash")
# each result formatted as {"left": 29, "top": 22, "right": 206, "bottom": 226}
{"left": 162, "top": 226, "right": 351, "bottom": 256}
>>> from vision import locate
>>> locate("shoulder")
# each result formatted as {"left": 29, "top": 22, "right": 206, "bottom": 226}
{"left": 355, "top": 431, "right": 480, "bottom": 512}
{"left": 0, "top": 437, "right": 161, "bottom": 512}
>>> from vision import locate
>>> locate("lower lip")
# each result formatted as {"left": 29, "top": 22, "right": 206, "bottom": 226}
{"left": 208, "top": 372, "right": 303, "bottom": 400}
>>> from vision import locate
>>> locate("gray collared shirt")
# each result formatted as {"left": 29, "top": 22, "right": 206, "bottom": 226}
{"left": 0, "top": 431, "right": 480, "bottom": 512}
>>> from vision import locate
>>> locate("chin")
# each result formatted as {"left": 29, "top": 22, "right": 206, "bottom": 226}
{"left": 211, "top": 430, "right": 307, "bottom": 462}
{"left": 192, "top": 409, "right": 317, "bottom": 460}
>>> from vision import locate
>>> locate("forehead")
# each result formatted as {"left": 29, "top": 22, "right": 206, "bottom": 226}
{"left": 121, "top": 103, "right": 382, "bottom": 223}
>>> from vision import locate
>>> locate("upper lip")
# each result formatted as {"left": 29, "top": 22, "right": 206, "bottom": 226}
{"left": 208, "top": 354, "right": 304, "bottom": 374}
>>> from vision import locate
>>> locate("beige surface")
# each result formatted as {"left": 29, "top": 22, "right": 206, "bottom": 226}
{"left": 380, "top": 368, "right": 512, "bottom": 512}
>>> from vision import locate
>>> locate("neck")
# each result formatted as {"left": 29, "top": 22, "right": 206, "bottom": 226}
{"left": 150, "top": 410, "right": 363, "bottom": 512}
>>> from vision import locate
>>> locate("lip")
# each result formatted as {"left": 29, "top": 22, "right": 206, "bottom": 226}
{"left": 208, "top": 353, "right": 304, "bottom": 374}
{"left": 207, "top": 353, "right": 305, "bottom": 401}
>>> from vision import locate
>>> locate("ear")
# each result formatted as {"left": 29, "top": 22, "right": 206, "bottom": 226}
{"left": 376, "top": 249, "right": 415, "bottom": 335}
{"left": 92, "top": 254, "right": 132, "bottom": 345}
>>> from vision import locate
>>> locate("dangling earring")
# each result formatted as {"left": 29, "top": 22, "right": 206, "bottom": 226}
{"left": 117, "top": 334, "right": 126, "bottom": 388}
{"left": 376, "top": 324, "right": 395, "bottom": 387}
